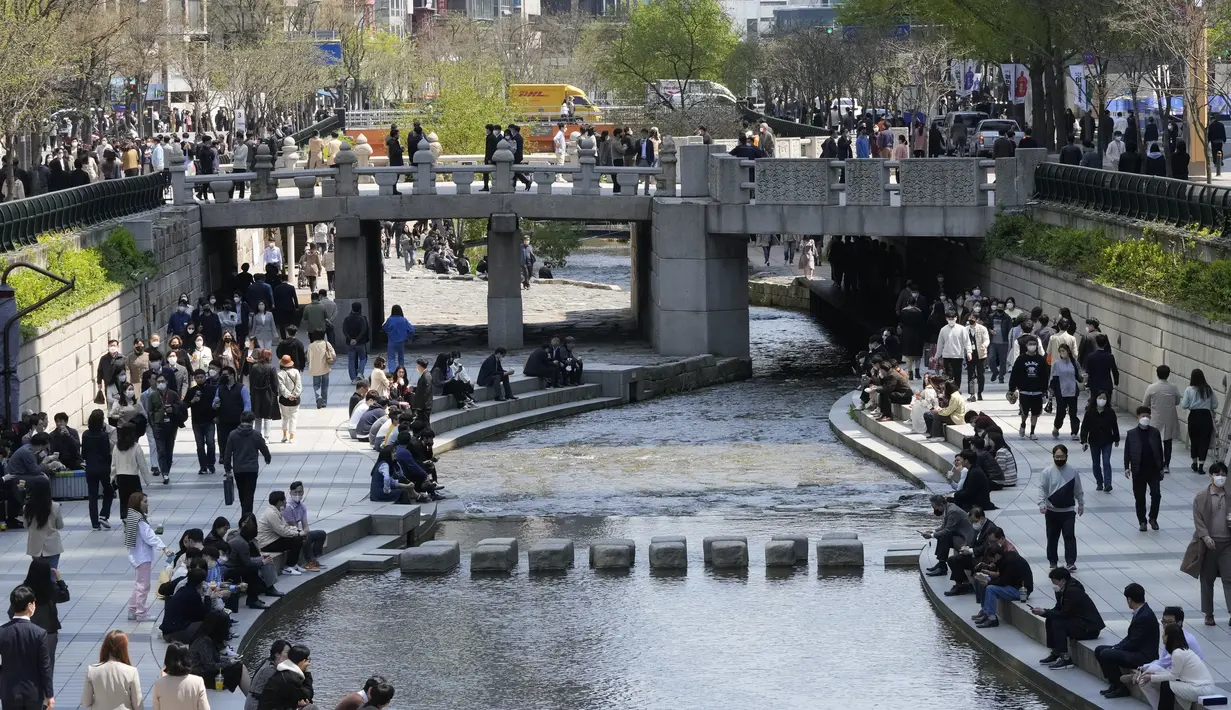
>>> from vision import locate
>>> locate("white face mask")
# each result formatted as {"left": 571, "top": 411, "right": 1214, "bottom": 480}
{"left": 947, "top": 318, "right": 956, "bottom": 325}
{"left": 1053, "top": 583, "right": 1064, "bottom": 593}
{"left": 126, "top": 388, "right": 135, "bottom": 397}
{"left": 196, "top": 339, "right": 204, "bottom": 348}
{"left": 150, "top": 340, "right": 161, "bottom": 349}
{"left": 1139, "top": 416, "right": 1151, "bottom": 428}
{"left": 1026, "top": 345, "right": 1038, "bottom": 354}
{"left": 109, "top": 346, "right": 119, "bottom": 355}
{"left": 167, "top": 356, "right": 177, "bottom": 366}
{"left": 1096, "top": 397, "right": 1107, "bottom": 408}
{"left": 1214, "top": 475, "right": 1227, "bottom": 488}
{"left": 157, "top": 382, "right": 167, "bottom": 391}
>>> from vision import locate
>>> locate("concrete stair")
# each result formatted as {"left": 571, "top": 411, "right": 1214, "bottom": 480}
{"left": 431, "top": 383, "right": 604, "bottom": 435}
{"left": 435, "top": 396, "right": 620, "bottom": 453}
{"left": 259, "top": 502, "right": 430, "bottom": 574}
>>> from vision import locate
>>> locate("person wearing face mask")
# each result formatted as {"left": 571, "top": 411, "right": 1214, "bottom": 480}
{"left": 1143, "top": 365, "right": 1181, "bottom": 477}
{"left": 164, "top": 349, "right": 190, "bottom": 399}
{"left": 146, "top": 334, "right": 164, "bottom": 363}
{"left": 898, "top": 296, "right": 925, "bottom": 380}
{"left": 189, "top": 336, "right": 213, "bottom": 373}
{"left": 1079, "top": 390, "right": 1120, "bottom": 493}
{"left": 1009, "top": 335, "right": 1049, "bottom": 439}
{"left": 1094, "top": 583, "right": 1159, "bottom": 699}
{"left": 1031, "top": 567, "right": 1105, "bottom": 670}
{"left": 1037, "top": 444, "right": 1084, "bottom": 570}
{"left": 966, "top": 314, "right": 989, "bottom": 401}
{"left": 167, "top": 297, "right": 192, "bottom": 337}
{"left": 216, "top": 331, "right": 243, "bottom": 372}
{"left": 1001, "top": 297, "right": 1021, "bottom": 322}
{"left": 194, "top": 300, "right": 223, "bottom": 352}
{"left": 217, "top": 298, "right": 241, "bottom": 344}
{"left": 282, "top": 482, "right": 326, "bottom": 571}
{"left": 96, "top": 338, "right": 123, "bottom": 398}
{"left": 871, "top": 359, "right": 912, "bottom": 423}
{"left": 256, "top": 490, "right": 307, "bottom": 576}
{"left": 1181, "top": 369, "right": 1219, "bottom": 475}
{"left": 186, "top": 369, "right": 219, "bottom": 476}
{"left": 1049, "top": 343, "right": 1082, "bottom": 440}
{"left": 250, "top": 300, "right": 277, "bottom": 350}
{"left": 1125, "top": 406, "right": 1165, "bottom": 531}
{"left": 987, "top": 301, "right": 1011, "bottom": 383}
{"left": 921, "top": 493, "right": 976, "bottom": 578}
{"left": 124, "top": 337, "right": 149, "bottom": 394}
{"left": 943, "top": 506, "right": 1000, "bottom": 596}
{"left": 213, "top": 366, "right": 252, "bottom": 479}
{"left": 1189, "top": 463, "right": 1231, "bottom": 627}
{"left": 146, "top": 374, "right": 183, "bottom": 484}
{"left": 948, "top": 448, "right": 995, "bottom": 512}
{"left": 936, "top": 309, "right": 971, "bottom": 388}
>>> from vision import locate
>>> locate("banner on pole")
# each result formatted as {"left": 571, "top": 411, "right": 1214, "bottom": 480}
{"left": 1001, "top": 64, "right": 1030, "bottom": 104}
{"left": 1068, "top": 65, "right": 1088, "bottom": 110}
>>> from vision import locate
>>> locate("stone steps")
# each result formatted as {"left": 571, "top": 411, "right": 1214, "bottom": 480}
{"left": 434, "top": 396, "right": 622, "bottom": 454}
{"left": 430, "top": 383, "right": 603, "bottom": 435}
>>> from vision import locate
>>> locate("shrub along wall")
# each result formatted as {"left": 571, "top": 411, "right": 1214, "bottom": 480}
{"left": 978, "top": 216, "right": 1231, "bottom": 446}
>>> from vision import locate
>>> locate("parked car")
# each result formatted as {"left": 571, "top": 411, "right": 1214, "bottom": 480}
{"left": 974, "top": 119, "right": 1022, "bottom": 157}
{"left": 941, "top": 111, "right": 990, "bottom": 155}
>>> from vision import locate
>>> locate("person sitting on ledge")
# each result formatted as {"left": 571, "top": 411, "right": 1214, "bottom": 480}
{"left": 538, "top": 261, "right": 554, "bottom": 279}
{"left": 524, "top": 343, "right": 561, "bottom": 388}
{"left": 972, "top": 542, "right": 1033, "bottom": 628}
{"left": 1136, "top": 620, "right": 1216, "bottom": 710}
{"left": 349, "top": 380, "right": 370, "bottom": 417}
{"left": 370, "top": 446, "right": 416, "bottom": 504}
{"left": 354, "top": 397, "right": 387, "bottom": 441}
{"left": 869, "top": 358, "right": 913, "bottom": 422}
{"left": 349, "top": 392, "right": 378, "bottom": 438}
{"left": 949, "top": 448, "right": 995, "bottom": 512}
{"left": 924, "top": 381, "right": 966, "bottom": 440}
{"left": 336, "top": 675, "right": 390, "bottom": 710}
{"left": 1137, "top": 607, "right": 1205, "bottom": 681}
{"left": 943, "top": 505, "right": 999, "bottom": 596}
{"left": 1032, "top": 567, "right": 1105, "bottom": 669}
{"left": 160, "top": 567, "right": 211, "bottom": 643}
{"left": 557, "top": 336, "right": 583, "bottom": 386}
{"left": 1094, "top": 583, "right": 1159, "bottom": 699}
{"left": 477, "top": 348, "right": 517, "bottom": 401}
{"left": 476, "top": 255, "right": 489, "bottom": 280}
{"left": 921, "top": 493, "right": 974, "bottom": 578}
{"left": 258, "top": 643, "right": 314, "bottom": 710}
{"left": 256, "top": 491, "right": 306, "bottom": 577}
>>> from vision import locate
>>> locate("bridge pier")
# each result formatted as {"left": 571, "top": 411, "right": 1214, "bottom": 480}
{"left": 647, "top": 201, "right": 750, "bottom": 359}
{"left": 332, "top": 216, "right": 379, "bottom": 351}
{"left": 486, "top": 213, "right": 524, "bottom": 350}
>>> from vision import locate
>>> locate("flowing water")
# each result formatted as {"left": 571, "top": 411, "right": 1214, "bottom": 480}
{"left": 244, "top": 249, "right": 1059, "bottom": 709}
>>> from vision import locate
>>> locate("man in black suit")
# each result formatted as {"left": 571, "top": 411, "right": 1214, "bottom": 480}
{"left": 944, "top": 506, "right": 999, "bottom": 596}
{"left": 1094, "top": 583, "right": 1159, "bottom": 698}
{"left": 509, "top": 125, "right": 532, "bottom": 191}
{"left": 481, "top": 124, "right": 499, "bottom": 192}
{"left": 0, "top": 586, "right": 55, "bottom": 710}
{"left": 634, "top": 127, "right": 656, "bottom": 195}
{"left": 411, "top": 357, "right": 433, "bottom": 424}
{"left": 1125, "top": 406, "right": 1165, "bottom": 531}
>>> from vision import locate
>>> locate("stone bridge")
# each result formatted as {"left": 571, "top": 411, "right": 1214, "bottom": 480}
{"left": 169, "top": 137, "right": 1048, "bottom": 358}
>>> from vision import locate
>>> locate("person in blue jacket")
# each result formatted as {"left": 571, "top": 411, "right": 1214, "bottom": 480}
{"left": 167, "top": 294, "right": 192, "bottom": 337}
{"left": 382, "top": 305, "right": 414, "bottom": 371}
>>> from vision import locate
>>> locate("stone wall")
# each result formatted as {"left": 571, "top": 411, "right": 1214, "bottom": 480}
{"left": 981, "top": 254, "right": 1230, "bottom": 444}
{"left": 1027, "top": 202, "right": 1231, "bottom": 263}
{"left": 630, "top": 355, "right": 752, "bottom": 401}
{"left": 748, "top": 279, "right": 811, "bottom": 311}
{"left": 17, "top": 206, "right": 204, "bottom": 424}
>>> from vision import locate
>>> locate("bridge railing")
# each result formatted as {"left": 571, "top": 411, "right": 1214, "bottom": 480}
{"left": 1033, "top": 162, "right": 1231, "bottom": 236}
{"left": 173, "top": 135, "right": 673, "bottom": 204}
{"left": 0, "top": 172, "right": 169, "bottom": 251}
{"left": 705, "top": 153, "right": 1006, "bottom": 207}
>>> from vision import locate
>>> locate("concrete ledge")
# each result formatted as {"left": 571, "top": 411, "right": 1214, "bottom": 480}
{"left": 765, "top": 540, "right": 797, "bottom": 567}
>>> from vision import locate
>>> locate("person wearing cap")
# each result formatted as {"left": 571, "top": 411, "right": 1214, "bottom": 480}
{"left": 276, "top": 355, "right": 302, "bottom": 443}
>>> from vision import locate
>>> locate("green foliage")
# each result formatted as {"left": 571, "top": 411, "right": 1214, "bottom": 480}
{"left": 7, "top": 227, "right": 158, "bottom": 335}
{"left": 601, "top": 0, "right": 738, "bottom": 104}
{"left": 528, "top": 221, "right": 584, "bottom": 268}
{"left": 424, "top": 61, "right": 515, "bottom": 156}
{"left": 986, "top": 215, "right": 1231, "bottom": 324}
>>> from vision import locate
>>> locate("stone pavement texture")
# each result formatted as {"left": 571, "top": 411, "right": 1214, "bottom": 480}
{"left": 854, "top": 374, "right": 1231, "bottom": 702}
{"left": 0, "top": 336, "right": 663, "bottom": 710}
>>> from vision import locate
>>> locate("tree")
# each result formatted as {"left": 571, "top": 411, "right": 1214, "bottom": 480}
{"left": 212, "top": 38, "right": 327, "bottom": 136}
{"left": 598, "top": 0, "right": 738, "bottom": 108}
{"left": 420, "top": 60, "right": 513, "bottom": 155}
{"left": 528, "top": 221, "right": 584, "bottom": 267}
{"left": 892, "top": 36, "right": 954, "bottom": 121}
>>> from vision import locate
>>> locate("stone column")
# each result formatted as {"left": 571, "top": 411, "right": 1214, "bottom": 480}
{"left": 648, "top": 201, "right": 749, "bottom": 358}
{"left": 283, "top": 225, "right": 295, "bottom": 282}
{"left": 486, "top": 213, "right": 523, "bottom": 349}
{"left": 332, "top": 215, "right": 369, "bottom": 352}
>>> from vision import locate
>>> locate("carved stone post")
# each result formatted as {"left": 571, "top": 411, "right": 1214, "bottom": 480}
{"left": 334, "top": 142, "right": 358, "bottom": 197}
{"left": 574, "top": 136, "right": 598, "bottom": 196}
{"left": 168, "top": 144, "right": 190, "bottom": 205}
{"left": 492, "top": 139, "right": 514, "bottom": 194}
{"left": 250, "top": 144, "right": 277, "bottom": 201}
{"left": 656, "top": 137, "right": 677, "bottom": 197}
{"left": 412, "top": 136, "right": 436, "bottom": 195}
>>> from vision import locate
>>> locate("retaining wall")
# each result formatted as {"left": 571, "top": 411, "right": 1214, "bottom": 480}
{"left": 748, "top": 278, "right": 811, "bottom": 311}
{"left": 980, "top": 253, "right": 1230, "bottom": 444}
{"left": 17, "top": 207, "right": 204, "bottom": 423}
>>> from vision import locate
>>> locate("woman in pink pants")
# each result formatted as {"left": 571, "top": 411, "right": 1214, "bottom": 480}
{"left": 123, "top": 491, "right": 166, "bottom": 620}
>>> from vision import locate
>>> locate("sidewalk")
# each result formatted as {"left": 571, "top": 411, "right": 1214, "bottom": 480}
{"left": 851, "top": 374, "right": 1231, "bottom": 700}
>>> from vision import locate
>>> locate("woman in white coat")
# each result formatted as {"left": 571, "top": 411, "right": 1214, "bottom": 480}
{"left": 1139, "top": 624, "right": 1219, "bottom": 709}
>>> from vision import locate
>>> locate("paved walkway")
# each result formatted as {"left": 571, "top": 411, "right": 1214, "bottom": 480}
{"left": 0, "top": 336, "right": 667, "bottom": 709}
{"left": 861, "top": 373, "right": 1231, "bottom": 699}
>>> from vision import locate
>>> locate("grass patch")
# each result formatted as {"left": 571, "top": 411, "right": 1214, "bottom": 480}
{"left": 984, "top": 214, "right": 1231, "bottom": 323}
{"left": 5, "top": 227, "right": 158, "bottom": 337}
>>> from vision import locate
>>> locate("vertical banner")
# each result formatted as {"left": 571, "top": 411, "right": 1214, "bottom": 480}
{"left": 1001, "top": 64, "right": 1029, "bottom": 104}
{"left": 1068, "top": 65, "right": 1088, "bottom": 110}
{"left": 956, "top": 59, "right": 975, "bottom": 97}
{"left": 0, "top": 284, "right": 17, "bottom": 426}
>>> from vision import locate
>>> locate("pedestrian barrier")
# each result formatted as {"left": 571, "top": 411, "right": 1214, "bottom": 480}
{"left": 1033, "top": 162, "right": 1231, "bottom": 237}
{"left": 0, "top": 171, "right": 169, "bottom": 252}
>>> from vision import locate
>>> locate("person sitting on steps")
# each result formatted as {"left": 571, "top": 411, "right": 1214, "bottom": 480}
{"left": 1033, "top": 567, "right": 1105, "bottom": 669}
{"left": 523, "top": 343, "right": 561, "bottom": 388}
{"left": 921, "top": 493, "right": 975, "bottom": 579}
{"left": 477, "top": 348, "right": 517, "bottom": 401}
{"left": 1094, "top": 583, "right": 1159, "bottom": 699}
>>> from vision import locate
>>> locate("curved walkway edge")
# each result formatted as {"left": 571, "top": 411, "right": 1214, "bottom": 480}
{"left": 828, "top": 380, "right": 1231, "bottom": 708}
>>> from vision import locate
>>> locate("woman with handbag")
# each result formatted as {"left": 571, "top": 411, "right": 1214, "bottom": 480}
{"left": 276, "top": 355, "right": 302, "bottom": 443}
